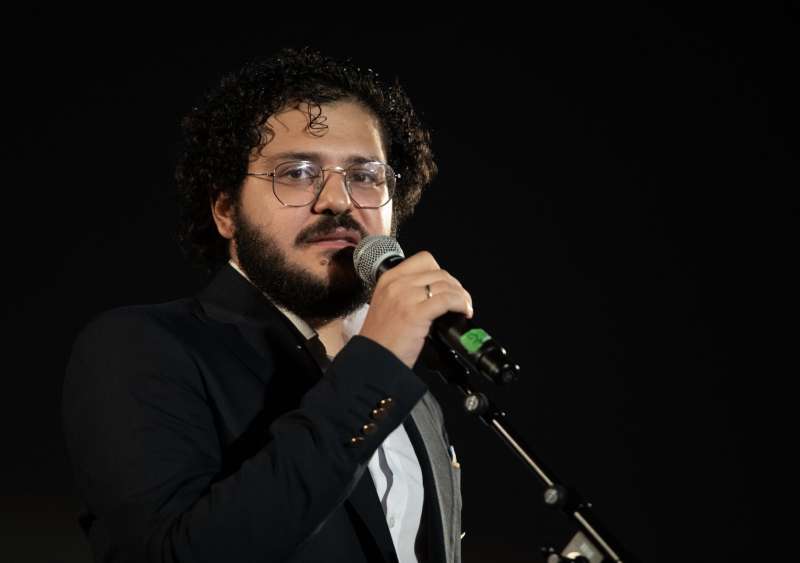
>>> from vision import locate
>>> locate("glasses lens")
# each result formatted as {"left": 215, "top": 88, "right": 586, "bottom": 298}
{"left": 348, "top": 163, "right": 395, "bottom": 208}
{"left": 273, "top": 161, "right": 320, "bottom": 205}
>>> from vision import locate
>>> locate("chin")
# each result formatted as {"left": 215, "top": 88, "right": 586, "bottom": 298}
{"left": 296, "top": 245, "right": 357, "bottom": 279}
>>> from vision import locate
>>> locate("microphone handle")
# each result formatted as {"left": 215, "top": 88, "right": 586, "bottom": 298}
{"left": 432, "top": 313, "right": 520, "bottom": 385}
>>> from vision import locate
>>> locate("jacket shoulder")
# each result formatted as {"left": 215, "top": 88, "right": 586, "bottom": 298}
{"left": 65, "top": 298, "right": 207, "bottom": 389}
{"left": 72, "top": 298, "right": 199, "bottom": 347}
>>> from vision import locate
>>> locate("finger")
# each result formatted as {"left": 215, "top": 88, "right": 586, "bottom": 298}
{"left": 382, "top": 271, "right": 471, "bottom": 310}
{"left": 416, "top": 287, "right": 474, "bottom": 319}
{"left": 419, "top": 280, "right": 472, "bottom": 311}
{"left": 381, "top": 269, "right": 467, "bottom": 301}
{"left": 377, "top": 251, "right": 440, "bottom": 282}
{"left": 404, "top": 269, "right": 464, "bottom": 290}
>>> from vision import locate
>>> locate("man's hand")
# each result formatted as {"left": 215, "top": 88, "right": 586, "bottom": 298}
{"left": 358, "top": 251, "right": 473, "bottom": 369}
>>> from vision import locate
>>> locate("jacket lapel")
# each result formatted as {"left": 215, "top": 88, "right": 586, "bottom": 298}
{"left": 409, "top": 390, "right": 457, "bottom": 563}
{"left": 193, "top": 263, "right": 321, "bottom": 387}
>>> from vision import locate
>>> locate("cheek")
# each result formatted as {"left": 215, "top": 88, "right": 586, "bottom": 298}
{"left": 283, "top": 215, "right": 313, "bottom": 246}
{"left": 370, "top": 204, "right": 393, "bottom": 235}
{"left": 250, "top": 208, "right": 304, "bottom": 249}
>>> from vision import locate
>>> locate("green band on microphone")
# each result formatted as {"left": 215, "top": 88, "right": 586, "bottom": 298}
{"left": 460, "top": 328, "right": 492, "bottom": 354}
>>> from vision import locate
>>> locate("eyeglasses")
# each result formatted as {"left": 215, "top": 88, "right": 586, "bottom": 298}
{"left": 245, "top": 160, "right": 400, "bottom": 208}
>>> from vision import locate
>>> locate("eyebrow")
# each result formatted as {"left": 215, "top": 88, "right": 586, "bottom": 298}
{"left": 261, "top": 151, "right": 384, "bottom": 166}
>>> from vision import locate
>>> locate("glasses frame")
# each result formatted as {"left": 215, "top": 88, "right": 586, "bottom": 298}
{"left": 245, "top": 160, "right": 401, "bottom": 209}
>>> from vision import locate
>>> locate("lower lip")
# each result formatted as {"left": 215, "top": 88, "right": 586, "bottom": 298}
{"left": 309, "top": 240, "right": 355, "bottom": 248}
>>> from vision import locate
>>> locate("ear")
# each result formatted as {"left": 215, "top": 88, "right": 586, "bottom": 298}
{"left": 210, "top": 191, "right": 236, "bottom": 240}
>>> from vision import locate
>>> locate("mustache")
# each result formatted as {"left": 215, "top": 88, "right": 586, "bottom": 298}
{"left": 295, "top": 214, "right": 367, "bottom": 245}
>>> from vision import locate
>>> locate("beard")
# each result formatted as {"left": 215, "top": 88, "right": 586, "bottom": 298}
{"left": 233, "top": 207, "right": 374, "bottom": 329}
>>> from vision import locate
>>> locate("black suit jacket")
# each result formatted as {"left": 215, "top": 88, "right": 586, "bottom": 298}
{"left": 62, "top": 263, "right": 462, "bottom": 562}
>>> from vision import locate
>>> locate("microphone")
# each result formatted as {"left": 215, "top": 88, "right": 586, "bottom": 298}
{"left": 353, "top": 235, "right": 520, "bottom": 385}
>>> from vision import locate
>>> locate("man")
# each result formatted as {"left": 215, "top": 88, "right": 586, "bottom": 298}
{"left": 62, "top": 47, "right": 470, "bottom": 562}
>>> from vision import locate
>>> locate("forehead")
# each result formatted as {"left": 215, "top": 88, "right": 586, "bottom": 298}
{"left": 253, "top": 101, "right": 387, "bottom": 166}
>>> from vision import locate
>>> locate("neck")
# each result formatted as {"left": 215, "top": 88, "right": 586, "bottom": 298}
{"left": 315, "top": 318, "right": 346, "bottom": 357}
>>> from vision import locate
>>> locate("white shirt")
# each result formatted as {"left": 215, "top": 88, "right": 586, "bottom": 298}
{"left": 228, "top": 260, "right": 425, "bottom": 562}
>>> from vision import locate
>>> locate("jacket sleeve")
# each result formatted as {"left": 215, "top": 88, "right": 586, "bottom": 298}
{"left": 61, "top": 307, "right": 428, "bottom": 562}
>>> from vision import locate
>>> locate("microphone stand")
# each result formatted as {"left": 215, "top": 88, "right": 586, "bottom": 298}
{"left": 419, "top": 334, "right": 641, "bottom": 563}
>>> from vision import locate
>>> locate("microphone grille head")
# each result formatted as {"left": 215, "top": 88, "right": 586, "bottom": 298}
{"left": 353, "top": 235, "right": 405, "bottom": 286}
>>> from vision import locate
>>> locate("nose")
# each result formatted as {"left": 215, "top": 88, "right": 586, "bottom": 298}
{"left": 312, "top": 168, "right": 353, "bottom": 214}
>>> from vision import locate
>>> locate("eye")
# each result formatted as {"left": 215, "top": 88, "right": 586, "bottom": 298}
{"left": 349, "top": 169, "right": 381, "bottom": 186}
{"left": 276, "top": 162, "right": 319, "bottom": 183}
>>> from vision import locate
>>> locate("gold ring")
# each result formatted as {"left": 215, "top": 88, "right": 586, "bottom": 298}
{"left": 425, "top": 284, "right": 433, "bottom": 299}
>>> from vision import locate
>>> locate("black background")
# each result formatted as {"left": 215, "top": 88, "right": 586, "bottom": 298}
{"left": 3, "top": 4, "right": 795, "bottom": 562}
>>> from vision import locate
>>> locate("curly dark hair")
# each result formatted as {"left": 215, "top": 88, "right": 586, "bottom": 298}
{"left": 175, "top": 46, "right": 438, "bottom": 273}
